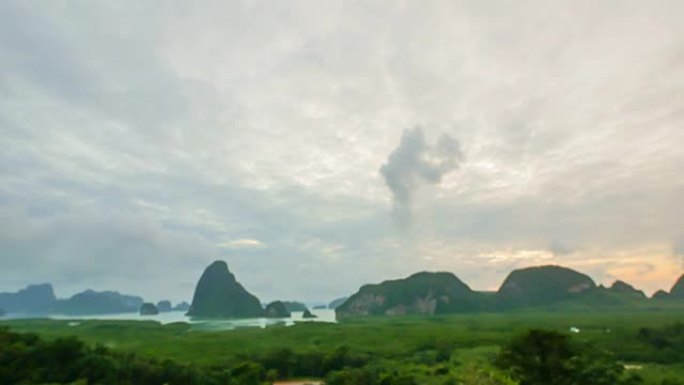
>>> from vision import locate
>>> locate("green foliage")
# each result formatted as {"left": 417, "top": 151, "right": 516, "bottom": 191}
{"left": 496, "top": 329, "right": 642, "bottom": 385}
{"left": 637, "top": 323, "right": 684, "bottom": 363}
{"left": 3, "top": 311, "right": 684, "bottom": 385}
{"left": 0, "top": 327, "right": 227, "bottom": 385}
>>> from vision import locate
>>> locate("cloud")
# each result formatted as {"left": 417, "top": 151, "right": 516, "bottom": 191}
{"left": 673, "top": 239, "right": 684, "bottom": 267}
{"left": 225, "top": 239, "right": 266, "bottom": 249}
{"left": 380, "top": 127, "right": 463, "bottom": 225}
{"left": 674, "top": 239, "right": 684, "bottom": 255}
{"left": 1, "top": 0, "right": 683, "bottom": 300}
{"left": 549, "top": 240, "right": 577, "bottom": 256}
{"left": 0, "top": 207, "right": 218, "bottom": 301}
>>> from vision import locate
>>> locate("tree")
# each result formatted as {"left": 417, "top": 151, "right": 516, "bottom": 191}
{"left": 496, "top": 329, "right": 641, "bottom": 385}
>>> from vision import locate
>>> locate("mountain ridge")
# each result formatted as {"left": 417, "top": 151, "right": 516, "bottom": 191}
{"left": 336, "top": 265, "right": 684, "bottom": 318}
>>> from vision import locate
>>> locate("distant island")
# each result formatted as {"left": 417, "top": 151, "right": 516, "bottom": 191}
{"left": 264, "top": 301, "right": 290, "bottom": 318}
{"left": 186, "top": 260, "right": 263, "bottom": 318}
{"left": 281, "top": 301, "right": 308, "bottom": 312}
{"left": 184, "top": 260, "right": 683, "bottom": 319}
{"left": 0, "top": 285, "right": 189, "bottom": 317}
{"left": 336, "top": 265, "right": 684, "bottom": 318}
{"left": 328, "top": 296, "right": 348, "bottom": 309}
{"left": 1, "top": 260, "right": 682, "bottom": 320}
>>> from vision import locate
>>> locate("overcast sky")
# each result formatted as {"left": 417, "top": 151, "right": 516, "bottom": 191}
{"left": 1, "top": 0, "right": 683, "bottom": 303}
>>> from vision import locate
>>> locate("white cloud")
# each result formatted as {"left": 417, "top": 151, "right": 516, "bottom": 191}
{"left": 224, "top": 239, "right": 267, "bottom": 249}
{"left": 1, "top": 0, "right": 683, "bottom": 301}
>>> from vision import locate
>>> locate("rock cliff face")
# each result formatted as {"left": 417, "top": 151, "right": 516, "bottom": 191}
{"left": 497, "top": 265, "right": 596, "bottom": 307}
{"left": 670, "top": 274, "right": 684, "bottom": 299}
{"left": 336, "top": 272, "right": 481, "bottom": 318}
{"left": 187, "top": 261, "right": 263, "bottom": 318}
{"left": 264, "top": 301, "right": 290, "bottom": 318}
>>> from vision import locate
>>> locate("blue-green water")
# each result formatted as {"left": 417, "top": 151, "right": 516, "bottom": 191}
{"left": 41, "top": 309, "right": 337, "bottom": 330}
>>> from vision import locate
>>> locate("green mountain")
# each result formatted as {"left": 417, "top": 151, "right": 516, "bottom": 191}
{"left": 187, "top": 260, "right": 263, "bottom": 318}
{"left": 156, "top": 300, "right": 172, "bottom": 312}
{"left": 608, "top": 280, "right": 646, "bottom": 298}
{"left": 139, "top": 302, "right": 159, "bottom": 315}
{"left": 264, "top": 301, "right": 290, "bottom": 318}
{"left": 336, "top": 272, "right": 485, "bottom": 318}
{"left": 652, "top": 290, "right": 670, "bottom": 300}
{"left": 670, "top": 274, "right": 684, "bottom": 299}
{"left": 328, "top": 296, "right": 348, "bottom": 309}
{"left": 173, "top": 301, "right": 190, "bottom": 311}
{"left": 54, "top": 290, "right": 143, "bottom": 315}
{"left": 0, "top": 284, "right": 56, "bottom": 315}
{"left": 335, "top": 265, "right": 680, "bottom": 318}
{"left": 496, "top": 265, "right": 596, "bottom": 308}
{"left": 281, "top": 301, "right": 308, "bottom": 312}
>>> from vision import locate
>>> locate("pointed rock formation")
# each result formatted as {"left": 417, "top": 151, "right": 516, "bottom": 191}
{"left": 670, "top": 274, "right": 684, "bottom": 299}
{"left": 187, "top": 261, "right": 263, "bottom": 318}
{"left": 302, "top": 309, "right": 317, "bottom": 319}
{"left": 608, "top": 280, "right": 646, "bottom": 298}
{"left": 652, "top": 290, "right": 670, "bottom": 300}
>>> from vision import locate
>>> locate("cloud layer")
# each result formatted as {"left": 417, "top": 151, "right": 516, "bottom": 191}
{"left": 1, "top": 0, "right": 683, "bottom": 301}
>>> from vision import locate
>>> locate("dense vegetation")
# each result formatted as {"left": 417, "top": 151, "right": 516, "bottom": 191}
{"left": 497, "top": 329, "right": 642, "bottom": 385}
{"left": 2, "top": 311, "right": 684, "bottom": 384}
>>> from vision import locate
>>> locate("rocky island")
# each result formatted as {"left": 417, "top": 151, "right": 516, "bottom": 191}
{"left": 186, "top": 260, "right": 263, "bottom": 318}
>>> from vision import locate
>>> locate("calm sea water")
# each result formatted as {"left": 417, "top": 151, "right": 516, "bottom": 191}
{"left": 43, "top": 309, "right": 337, "bottom": 331}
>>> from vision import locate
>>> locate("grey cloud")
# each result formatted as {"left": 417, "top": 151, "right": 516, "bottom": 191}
{"left": 0, "top": 208, "right": 218, "bottom": 302}
{"left": 1, "top": 0, "right": 684, "bottom": 300}
{"left": 674, "top": 239, "right": 684, "bottom": 255}
{"left": 549, "top": 240, "right": 577, "bottom": 256}
{"left": 674, "top": 239, "right": 684, "bottom": 267}
{"left": 380, "top": 127, "right": 463, "bottom": 225}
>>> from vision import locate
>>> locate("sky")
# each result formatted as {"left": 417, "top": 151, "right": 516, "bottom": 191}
{"left": 1, "top": 0, "right": 683, "bottom": 304}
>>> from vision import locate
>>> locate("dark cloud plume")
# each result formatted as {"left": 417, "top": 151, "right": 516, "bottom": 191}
{"left": 380, "top": 127, "right": 463, "bottom": 225}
